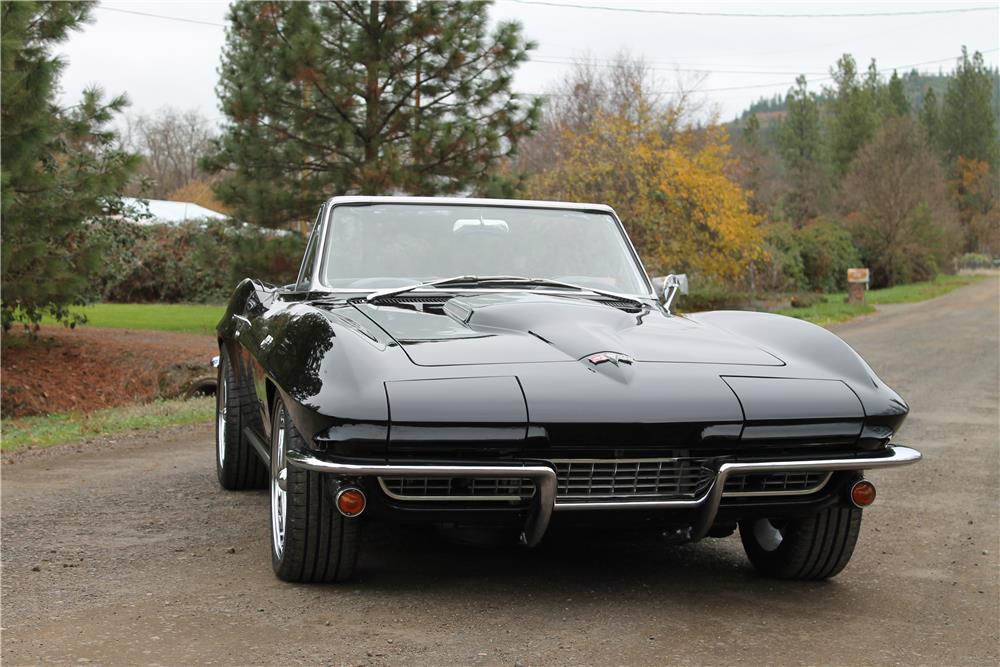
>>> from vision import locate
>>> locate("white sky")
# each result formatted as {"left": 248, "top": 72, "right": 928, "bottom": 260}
{"left": 56, "top": 0, "right": 1000, "bottom": 126}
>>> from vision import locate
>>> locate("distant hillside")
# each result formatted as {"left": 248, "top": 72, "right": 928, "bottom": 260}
{"left": 738, "top": 68, "right": 1000, "bottom": 124}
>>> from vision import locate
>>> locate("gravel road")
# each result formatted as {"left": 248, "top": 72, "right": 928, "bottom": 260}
{"left": 3, "top": 277, "right": 998, "bottom": 666}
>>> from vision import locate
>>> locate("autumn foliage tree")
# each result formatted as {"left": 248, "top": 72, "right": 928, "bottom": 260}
{"left": 525, "top": 69, "right": 762, "bottom": 283}
{"left": 841, "top": 117, "right": 960, "bottom": 287}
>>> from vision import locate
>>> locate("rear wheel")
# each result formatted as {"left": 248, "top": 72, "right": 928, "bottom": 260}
{"left": 215, "top": 347, "right": 267, "bottom": 490}
{"left": 739, "top": 507, "right": 862, "bottom": 580}
{"left": 270, "top": 397, "right": 361, "bottom": 583}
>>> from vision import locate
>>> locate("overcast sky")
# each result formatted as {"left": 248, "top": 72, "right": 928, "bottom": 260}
{"left": 56, "top": 0, "right": 1000, "bottom": 125}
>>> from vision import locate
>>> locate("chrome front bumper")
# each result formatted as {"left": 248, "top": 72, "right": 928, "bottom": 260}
{"left": 286, "top": 445, "right": 922, "bottom": 547}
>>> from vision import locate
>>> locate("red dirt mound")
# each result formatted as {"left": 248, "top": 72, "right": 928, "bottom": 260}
{"left": 2, "top": 326, "right": 217, "bottom": 418}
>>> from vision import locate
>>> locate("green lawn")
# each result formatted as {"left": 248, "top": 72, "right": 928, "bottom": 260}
{"left": 1, "top": 397, "right": 215, "bottom": 452}
{"left": 45, "top": 303, "right": 224, "bottom": 335}
{"left": 773, "top": 273, "right": 989, "bottom": 325}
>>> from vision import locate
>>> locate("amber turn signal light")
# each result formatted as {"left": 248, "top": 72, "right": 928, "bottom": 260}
{"left": 850, "top": 479, "right": 877, "bottom": 508}
{"left": 336, "top": 487, "right": 366, "bottom": 517}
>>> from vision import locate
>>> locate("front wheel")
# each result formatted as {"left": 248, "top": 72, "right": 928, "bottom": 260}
{"left": 739, "top": 506, "right": 862, "bottom": 580}
{"left": 270, "top": 397, "right": 361, "bottom": 583}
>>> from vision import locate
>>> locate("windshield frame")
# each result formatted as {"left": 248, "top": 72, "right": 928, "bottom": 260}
{"left": 305, "top": 197, "right": 657, "bottom": 299}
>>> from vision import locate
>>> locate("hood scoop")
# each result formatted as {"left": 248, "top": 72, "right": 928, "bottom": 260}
{"left": 352, "top": 292, "right": 784, "bottom": 367}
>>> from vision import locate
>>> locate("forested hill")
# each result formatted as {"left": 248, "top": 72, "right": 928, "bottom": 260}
{"left": 740, "top": 67, "right": 1000, "bottom": 121}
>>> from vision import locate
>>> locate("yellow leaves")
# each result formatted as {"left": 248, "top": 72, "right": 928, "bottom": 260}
{"left": 527, "top": 109, "right": 763, "bottom": 282}
{"left": 167, "top": 181, "right": 231, "bottom": 215}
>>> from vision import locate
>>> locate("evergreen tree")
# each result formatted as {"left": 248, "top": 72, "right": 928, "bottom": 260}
{"left": 1, "top": 1, "right": 139, "bottom": 329}
{"left": 777, "top": 76, "right": 829, "bottom": 225}
{"left": 829, "top": 54, "right": 881, "bottom": 177}
{"left": 886, "top": 70, "right": 910, "bottom": 117}
{"left": 940, "top": 47, "right": 999, "bottom": 169}
{"left": 205, "top": 1, "right": 541, "bottom": 227}
{"left": 742, "top": 112, "right": 761, "bottom": 145}
{"left": 919, "top": 87, "right": 942, "bottom": 151}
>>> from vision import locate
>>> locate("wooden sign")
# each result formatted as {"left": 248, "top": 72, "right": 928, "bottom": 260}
{"left": 847, "top": 268, "right": 870, "bottom": 284}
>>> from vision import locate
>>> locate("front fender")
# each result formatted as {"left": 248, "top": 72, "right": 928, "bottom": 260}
{"left": 688, "top": 310, "right": 909, "bottom": 444}
{"left": 255, "top": 304, "right": 401, "bottom": 451}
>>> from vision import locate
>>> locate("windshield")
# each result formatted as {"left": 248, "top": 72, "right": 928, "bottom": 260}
{"left": 320, "top": 204, "right": 649, "bottom": 295}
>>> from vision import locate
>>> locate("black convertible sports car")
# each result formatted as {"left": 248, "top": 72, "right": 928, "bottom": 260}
{"left": 214, "top": 196, "right": 921, "bottom": 583}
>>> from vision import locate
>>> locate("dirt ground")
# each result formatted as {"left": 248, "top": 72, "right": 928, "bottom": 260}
{"left": 2, "top": 277, "right": 998, "bottom": 666}
{"left": 1, "top": 326, "right": 216, "bottom": 417}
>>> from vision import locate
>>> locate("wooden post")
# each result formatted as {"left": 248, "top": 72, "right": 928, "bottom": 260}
{"left": 847, "top": 268, "right": 870, "bottom": 304}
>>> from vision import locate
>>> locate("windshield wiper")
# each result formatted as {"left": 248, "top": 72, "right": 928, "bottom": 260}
{"left": 365, "top": 275, "right": 648, "bottom": 307}
{"left": 365, "top": 275, "right": 525, "bottom": 302}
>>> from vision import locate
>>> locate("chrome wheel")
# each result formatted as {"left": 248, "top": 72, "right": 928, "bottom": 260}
{"left": 270, "top": 406, "right": 288, "bottom": 559}
{"left": 752, "top": 518, "right": 786, "bottom": 552}
{"left": 216, "top": 371, "right": 227, "bottom": 466}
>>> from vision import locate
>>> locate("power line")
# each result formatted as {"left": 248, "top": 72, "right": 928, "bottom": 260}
{"left": 95, "top": 5, "right": 225, "bottom": 27}
{"left": 507, "top": 0, "right": 1000, "bottom": 19}
{"left": 519, "top": 48, "right": 1000, "bottom": 96}
{"left": 530, "top": 56, "right": 829, "bottom": 76}
{"left": 93, "top": 3, "right": 998, "bottom": 93}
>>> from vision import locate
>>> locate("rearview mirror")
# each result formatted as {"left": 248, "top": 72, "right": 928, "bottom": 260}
{"left": 452, "top": 218, "right": 510, "bottom": 234}
{"left": 652, "top": 274, "right": 689, "bottom": 307}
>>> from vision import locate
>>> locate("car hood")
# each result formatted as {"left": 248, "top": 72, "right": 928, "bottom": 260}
{"left": 351, "top": 292, "right": 784, "bottom": 367}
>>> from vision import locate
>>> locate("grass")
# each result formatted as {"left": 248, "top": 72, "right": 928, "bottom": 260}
{"left": 43, "top": 303, "right": 225, "bottom": 335}
{"left": 864, "top": 273, "right": 989, "bottom": 305}
{"left": 773, "top": 300, "right": 875, "bottom": 326}
{"left": 773, "top": 273, "right": 989, "bottom": 325}
{"left": 1, "top": 397, "right": 215, "bottom": 452}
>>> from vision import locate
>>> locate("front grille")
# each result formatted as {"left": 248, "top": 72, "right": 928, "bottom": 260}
{"left": 552, "top": 459, "right": 712, "bottom": 500}
{"left": 378, "top": 460, "right": 834, "bottom": 503}
{"left": 723, "top": 471, "right": 831, "bottom": 496}
{"left": 379, "top": 476, "right": 535, "bottom": 500}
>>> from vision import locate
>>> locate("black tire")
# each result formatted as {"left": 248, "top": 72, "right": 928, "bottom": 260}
{"left": 269, "top": 397, "right": 361, "bottom": 583}
{"left": 215, "top": 347, "right": 267, "bottom": 490}
{"left": 739, "top": 507, "right": 862, "bottom": 580}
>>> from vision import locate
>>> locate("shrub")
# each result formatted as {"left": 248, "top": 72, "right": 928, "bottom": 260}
{"left": 754, "top": 222, "right": 807, "bottom": 292}
{"left": 97, "top": 220, "right": 303, "bottom": 303}
{"left": 956, "top": 252, "right": 994, "bottom": 270}
{"left": 679, "top": 281, "right": 753, "bottom": 312}
{"left": 796, "top": 219, "right": 861, "bottom": 292}
{"left": 789, "top": 293, "right": 827, "bottom": 309}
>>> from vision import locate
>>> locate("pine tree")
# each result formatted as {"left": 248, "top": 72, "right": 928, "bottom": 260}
{"left": 919, "top": 87, "right": 942, "bottom": 152}
{"left": 204, "top": 1, "right": 541, "bottom": 227}
{"left": 940, "top": 47, "right": 999, "bottom": 169}
{"left": 742, "top": 112, "right": 761, "bottom": 145}
{"left": 778, "top": 76, "right": 829, "bottom": 225}
{"left": 829, "top": 55, "right": 881, "bottom": 177}
{"left": 885, "top": 70, "right": 910, "bottom": 117}
{"left": 1, "top": 1, "right": 139, "bottom": 329}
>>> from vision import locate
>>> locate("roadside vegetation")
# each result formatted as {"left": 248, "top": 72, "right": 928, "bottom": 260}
{"left": 772, "top": 273, "right": 989, "bottom": 325}
{"left": 1, "top": 397, "right": 214, "bottom": 452}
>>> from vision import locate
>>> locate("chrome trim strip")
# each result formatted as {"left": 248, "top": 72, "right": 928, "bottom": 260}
{"left": 286, "top": 445, "right": 922, "bottom": 545}
{"left": 722, "top": 472, "right": 832, "bottom": 498}
{"left": 548, "top": 457, "right": 680, "bottom": 464}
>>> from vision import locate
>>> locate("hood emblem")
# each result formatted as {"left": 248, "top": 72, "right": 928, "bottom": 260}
{"left": 586, "top": 352, "right": 634, "bottom": 366}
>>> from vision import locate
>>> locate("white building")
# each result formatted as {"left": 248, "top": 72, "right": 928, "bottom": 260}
{"left": 121, "top": 197, "right": 229, "bottom": 225}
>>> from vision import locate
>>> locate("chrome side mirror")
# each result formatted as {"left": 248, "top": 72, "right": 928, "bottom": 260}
{"left": 652, "top": 274, "right": 689, "bottom": 309}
